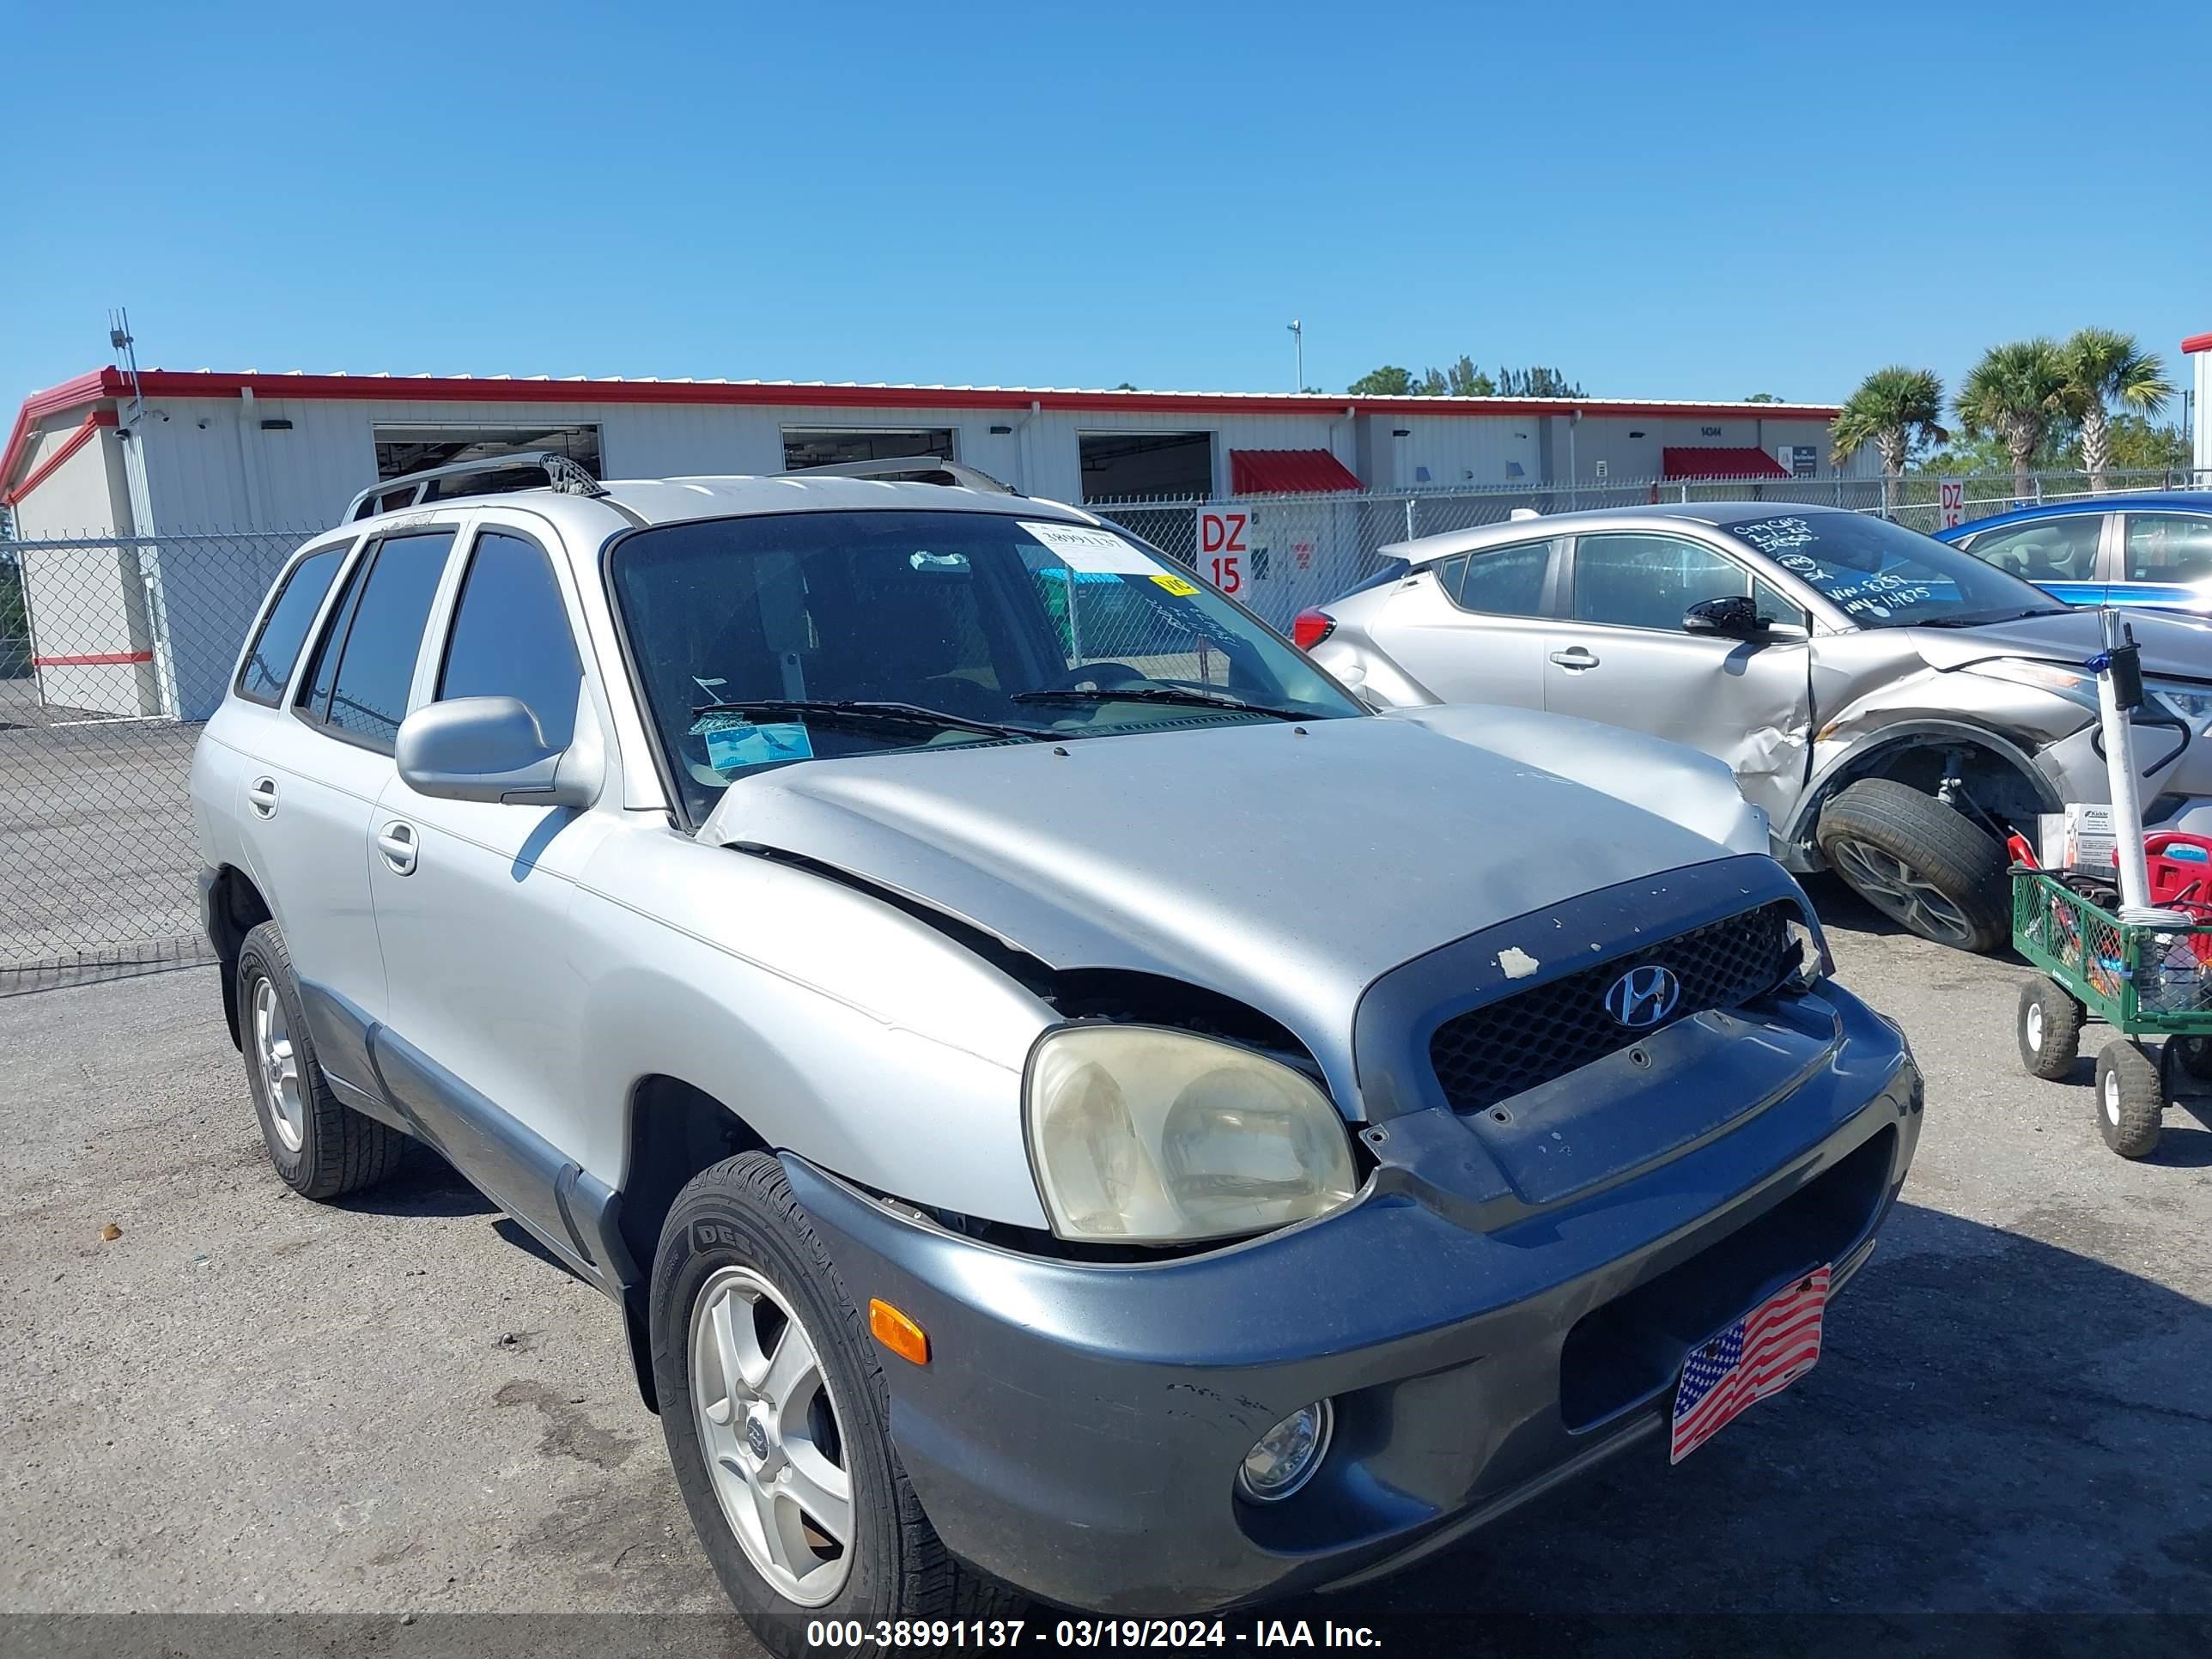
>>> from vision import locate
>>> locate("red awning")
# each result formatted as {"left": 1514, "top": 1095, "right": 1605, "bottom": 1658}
{"left": 1662, "top": 446, "right": 1791, "bottom": 481}
{"left": 1230, "top": 448, "right": 1364, "bottom": 495}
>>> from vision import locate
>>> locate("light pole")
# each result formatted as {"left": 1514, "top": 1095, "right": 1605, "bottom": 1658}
{"left": 1287, "top": 319, "right": 1303, "bottom": 392}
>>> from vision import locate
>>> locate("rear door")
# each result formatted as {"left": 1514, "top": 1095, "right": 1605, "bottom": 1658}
{"left": 2116, "top": 511, "right": 2212, "bottom": 611}
{"left": 240, "top": 523, "right": 458, "bottom": 1096}
{"left": 1540, "top": 530, "right": 1813, "bottom": 818}
{"left": 1363, "top": 537, "right": 1559, "bottom": 707}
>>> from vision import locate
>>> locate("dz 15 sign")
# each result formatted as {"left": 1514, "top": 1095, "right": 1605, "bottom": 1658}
{"left": 1197, "top": 507, "right": 1250, "bottom": 595}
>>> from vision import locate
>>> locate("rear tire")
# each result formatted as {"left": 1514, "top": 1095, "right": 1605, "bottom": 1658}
{"left": 2171, "top": 1035, "right": 2212, "bottom": 1082}
{"left": 1816, "top": 778, "right": 2010, "bottom": 952}
{"left": 649, "top": 1153, "right": 1018, "bottom": 1656}
{"left": 2017, "top": 976, "right": 2086, "bottom": 1081}
{"left": 2094, "top": 1038, "right": 2164, "bottom": 1158}
{"left": 235, "top": 921, "right": 407, "bottom": 1200}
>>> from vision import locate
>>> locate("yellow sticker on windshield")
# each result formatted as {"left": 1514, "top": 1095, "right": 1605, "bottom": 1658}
{"left": 1151, "top": 573, "right": 1200, "bottom": 597}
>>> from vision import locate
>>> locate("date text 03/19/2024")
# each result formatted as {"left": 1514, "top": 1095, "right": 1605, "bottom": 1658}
{"left": 803, "top": 1620, "right": 1385, "bottom": 1650}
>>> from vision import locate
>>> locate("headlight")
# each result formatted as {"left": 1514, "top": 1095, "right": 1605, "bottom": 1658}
{"left": 2148, "top": 679, "right": 2212, "bottom": 732}
{"left": 1024, "top": 1026, "right": 1359, "bottom": 1244}
{"left": 1959, "top": 657, "right": 2101, "bottom": 712}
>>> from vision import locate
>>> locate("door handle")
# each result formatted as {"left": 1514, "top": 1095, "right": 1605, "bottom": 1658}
{"left": 246, "top": 776, "right": 278, "bottom": 818}
{"left": 1549, "top": 647, "right": 1601, "bottom": 670}
{"left": 376, "top": 820, "right": 419, "bottom": 876}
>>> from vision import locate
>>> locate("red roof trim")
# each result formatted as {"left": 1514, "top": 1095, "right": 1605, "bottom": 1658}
{"left": 1, "top": 366, "right": 1840, "bottom": 474}
{"left": 1230, "top": 448, "right": 1364, "bottom": 495}
{"left": 1662, "top": 445, "right": 1792, "bottom": 481}
{"left": 0, "top": 368, "right": 115, "bottom": 501}
{"left": 2184, "top": 332, "right": 2212, "bottom": 355}
{"left": 1, "top": 406, "right": 118, "bottom": 507}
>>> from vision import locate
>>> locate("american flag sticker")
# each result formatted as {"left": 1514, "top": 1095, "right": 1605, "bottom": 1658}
{"left": 1670, "top": 1265, "right": 1830, "bottom": 1466}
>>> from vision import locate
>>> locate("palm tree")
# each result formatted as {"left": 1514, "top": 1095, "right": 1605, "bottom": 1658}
{"left": 1830, "top": 367, "right": 1947, "bottom": 515}
{"left": 2061, "top": 328, "right": 2172, "bottom": 491}
{"left": 1956, "top": 339, "right": 2069, "bottom": 503}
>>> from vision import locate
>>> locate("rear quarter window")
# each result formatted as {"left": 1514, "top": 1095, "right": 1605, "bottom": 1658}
{"left": 236, "top": 544, "right": 347, "bottom": 706}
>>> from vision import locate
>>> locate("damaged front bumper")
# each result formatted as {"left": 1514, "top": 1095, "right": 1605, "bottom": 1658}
{"left": 784, "top": 980, "right": 1922, "bottom": 1614}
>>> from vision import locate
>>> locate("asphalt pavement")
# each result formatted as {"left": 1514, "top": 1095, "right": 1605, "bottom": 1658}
{"left": 3, "top": 883, "right": 2209, "bottom": 1657}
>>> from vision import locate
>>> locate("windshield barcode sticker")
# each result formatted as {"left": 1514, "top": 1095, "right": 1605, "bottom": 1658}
{"left": 1018, "top": 520, "right": 1163, "bottom": 576}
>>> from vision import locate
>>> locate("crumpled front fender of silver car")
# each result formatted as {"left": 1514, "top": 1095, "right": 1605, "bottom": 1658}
{"left": 1379, "top": 703, "right": 1771, "bottom": 857}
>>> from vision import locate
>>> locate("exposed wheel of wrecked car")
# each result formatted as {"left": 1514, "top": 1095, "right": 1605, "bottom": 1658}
{"left": 235, "top": 921, "right": 406, "bottom": 1199}
{"left": 1816, "top": 778, "right": 2010, "bottom": 952}
{"left": 2171, "top": 1035, "right": 2212, "bottom": 1083}
{"left": 650, "top": 1153, "right": 1014, "bottom": 1650}
{"left": 2016, "top": 975, "right": 2087, "bottom": 1081}
{"left": 2094, "top": 1039, "right": 2164, "bottom": 1158}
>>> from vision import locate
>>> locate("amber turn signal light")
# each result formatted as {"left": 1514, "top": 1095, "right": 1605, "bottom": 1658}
{"left": 869, "top": 1298, "right": 930, "bottom": 1365}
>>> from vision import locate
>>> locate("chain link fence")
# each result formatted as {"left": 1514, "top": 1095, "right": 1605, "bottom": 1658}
{"left": 3, "top": 465, "right": 2207, "bottom": 990}
{"left": 1, "top": 528, "right": 311, "bottom": 991}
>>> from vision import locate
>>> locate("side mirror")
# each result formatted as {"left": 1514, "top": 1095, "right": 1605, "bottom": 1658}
{"left": 1682, "top": 594, "right": 1771, "bottom": 641}
{"left": 396, "top": 696, "right": 599, "bottom": 808}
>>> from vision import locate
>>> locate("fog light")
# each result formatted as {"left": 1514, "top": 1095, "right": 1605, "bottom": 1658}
{"left": 1236, "top": 1400, "right": 1333, "bottom": 1501}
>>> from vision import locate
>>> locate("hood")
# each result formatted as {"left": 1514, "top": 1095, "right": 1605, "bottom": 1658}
{"left": 697, "top": 716, "right": 1743, "bottom": 1110}
{"left": 1907, "top": 607, "right": 2212, "bottom": 679}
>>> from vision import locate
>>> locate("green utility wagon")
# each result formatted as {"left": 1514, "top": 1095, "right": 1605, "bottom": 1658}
{"left": 2013, "top": 868, "right": 2212, "bottom": 1158}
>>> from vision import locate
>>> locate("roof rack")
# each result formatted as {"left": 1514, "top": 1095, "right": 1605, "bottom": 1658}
{"left": 775, "top": 456, "right": 1016, "bottom": 495}
{"left": 345, "top": 451, "right": 607, "bottom": 522}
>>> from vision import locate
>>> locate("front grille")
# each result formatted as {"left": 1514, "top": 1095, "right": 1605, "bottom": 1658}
{"left": 1428, "top": 901, "right": 1796, "bottom": 1115}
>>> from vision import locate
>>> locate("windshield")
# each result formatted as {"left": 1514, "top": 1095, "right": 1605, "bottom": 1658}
{"left": 609, "top": 509, "right": 1363, "bottom": 820}
{"left": 1715, "top": 511, "right": 2058, "bottom": 628}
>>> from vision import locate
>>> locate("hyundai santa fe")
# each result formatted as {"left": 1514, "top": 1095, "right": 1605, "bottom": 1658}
{"left": 192, "top": 456, "right": 1921, "bottom": 1644}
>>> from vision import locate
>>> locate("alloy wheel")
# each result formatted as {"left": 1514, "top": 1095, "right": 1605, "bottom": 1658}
{"left": 1828, "top": 837, "right": 1977, "bottom": 946}
{"left": 688, "top": 1265, "right": 854, "bottom": 1606}
{"left": 252, "top": 977, "right": 304, "bottom": 1153}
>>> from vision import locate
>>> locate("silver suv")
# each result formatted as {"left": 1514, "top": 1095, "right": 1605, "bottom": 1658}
{"left": 193, "top": 459, "right": 1920, "bottom": 1637}
{"left": 1305, "top": 504, "right": 2212, "bottom": 951}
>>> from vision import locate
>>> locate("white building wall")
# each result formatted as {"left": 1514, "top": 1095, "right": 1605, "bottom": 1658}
{"left": 11, "top": 428, "right": 161, "bottom": 716}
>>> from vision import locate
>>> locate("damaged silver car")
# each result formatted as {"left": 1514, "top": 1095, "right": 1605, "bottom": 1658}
{"left": 192, "top": 460, "right": 1919, "bottom": 1641}
{"left": 1304, "top": 503, "right": 2212, "bottom": 951}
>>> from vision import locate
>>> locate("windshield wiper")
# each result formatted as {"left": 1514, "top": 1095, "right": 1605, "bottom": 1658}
{"left": 1916, "top": 605, "right": 2077, "bottom": 629}
{"left": 1011, "top": 685, "right": 1308, "bottom": 720}
{"left": 690, "top": 698, "right": 1047, "bottom": 741}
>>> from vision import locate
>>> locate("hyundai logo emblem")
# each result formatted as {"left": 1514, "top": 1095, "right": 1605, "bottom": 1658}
{"left": 1604, "top": 964, "right": 1681, "bottom": 1029}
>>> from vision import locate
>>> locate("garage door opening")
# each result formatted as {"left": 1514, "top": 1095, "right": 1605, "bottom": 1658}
{"left": 1079, "top": 432, "right": 1213, "bottom": 502}
{"left": 373, "top": 423, "right": 601, "bottom": 483}
{"left": 783, "top": 428, "right": 956, "bottom": 471}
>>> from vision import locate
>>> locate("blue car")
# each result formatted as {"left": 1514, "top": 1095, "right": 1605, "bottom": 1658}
{"left": 1936, "top": 493, "right": 2212, "bottom": 613}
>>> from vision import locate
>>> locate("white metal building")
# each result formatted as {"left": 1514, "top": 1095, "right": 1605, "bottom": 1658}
{"left": 2189, "top": 331, "right": 2210, "bottom": 474}
{"left": 1, "top": 367, "right": 1852, "bottom": 719}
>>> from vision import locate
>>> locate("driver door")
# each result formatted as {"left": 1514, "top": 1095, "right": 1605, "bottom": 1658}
{"left": 1540, "top": 531, "right": 1813, "bottom": 819}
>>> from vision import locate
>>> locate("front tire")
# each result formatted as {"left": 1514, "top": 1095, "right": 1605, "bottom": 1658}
{"left": 650, "top": 1153, "right": 1014, "bottom": 1655}
{"left": 1816, "top": 778, "right": 2010, "bottom": 952}
{"left": 2017, "top": 976, "right": 2086, "bottom": 1080}
{"left": 2094, "top": 1038, "right": 2164, "bottom": 1158}
{"left": 235, "top": 921, "right": 406, "bottom": 1199}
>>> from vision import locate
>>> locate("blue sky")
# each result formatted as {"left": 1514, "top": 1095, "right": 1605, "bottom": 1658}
{"left": 4, "top": 0, "right": 2207, "bottom": 413}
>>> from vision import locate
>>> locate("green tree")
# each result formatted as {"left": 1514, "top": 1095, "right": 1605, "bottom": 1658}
{"left": 2060, "top": 412, "right": 2191, "bottom": 475}
{"left": 2059, "top": 328, "right": 2172, "bottom": 491}
{"left": 1494, "top": 367, "right": 1583, "bottom": 398}
{"left": 1956, "top": 339, "right": 2070, "bottom": 502}
{"left": 1444, "top": 356, "right": 1495, "bottom": 397}
{"left": 1347, "top": 365, "right": 1418, "bottom": 396}
{"left": 1744, "top": 392, "right": 1784, "bottom": 403}
{"left": 1831, "top": 366, "right": 1948, "bottom": 514}
{"left": 1419, "top": 367, "right": 1449, "bottom": 396}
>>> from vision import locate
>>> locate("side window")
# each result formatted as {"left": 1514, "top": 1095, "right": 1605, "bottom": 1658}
{"left": 1449, "top": 541, "right": 1553, "bottom": 617}
{"left": 1572, "top": 534, "right": 1753, "bottom": 631}
{"left": 315, "top": 532, "right": 456, "bottom": 750}
{"left": 1966, "top": 517, "right": 2103, "bottom": 582}
{"left": 237, "top": 545, "right": 345, "bottom": 705}
{"left": 437, "top": 531, "right": 584, "bottom": 749}
{"left": 2124, "top": 515, "right": 2212, "bottom": 584}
